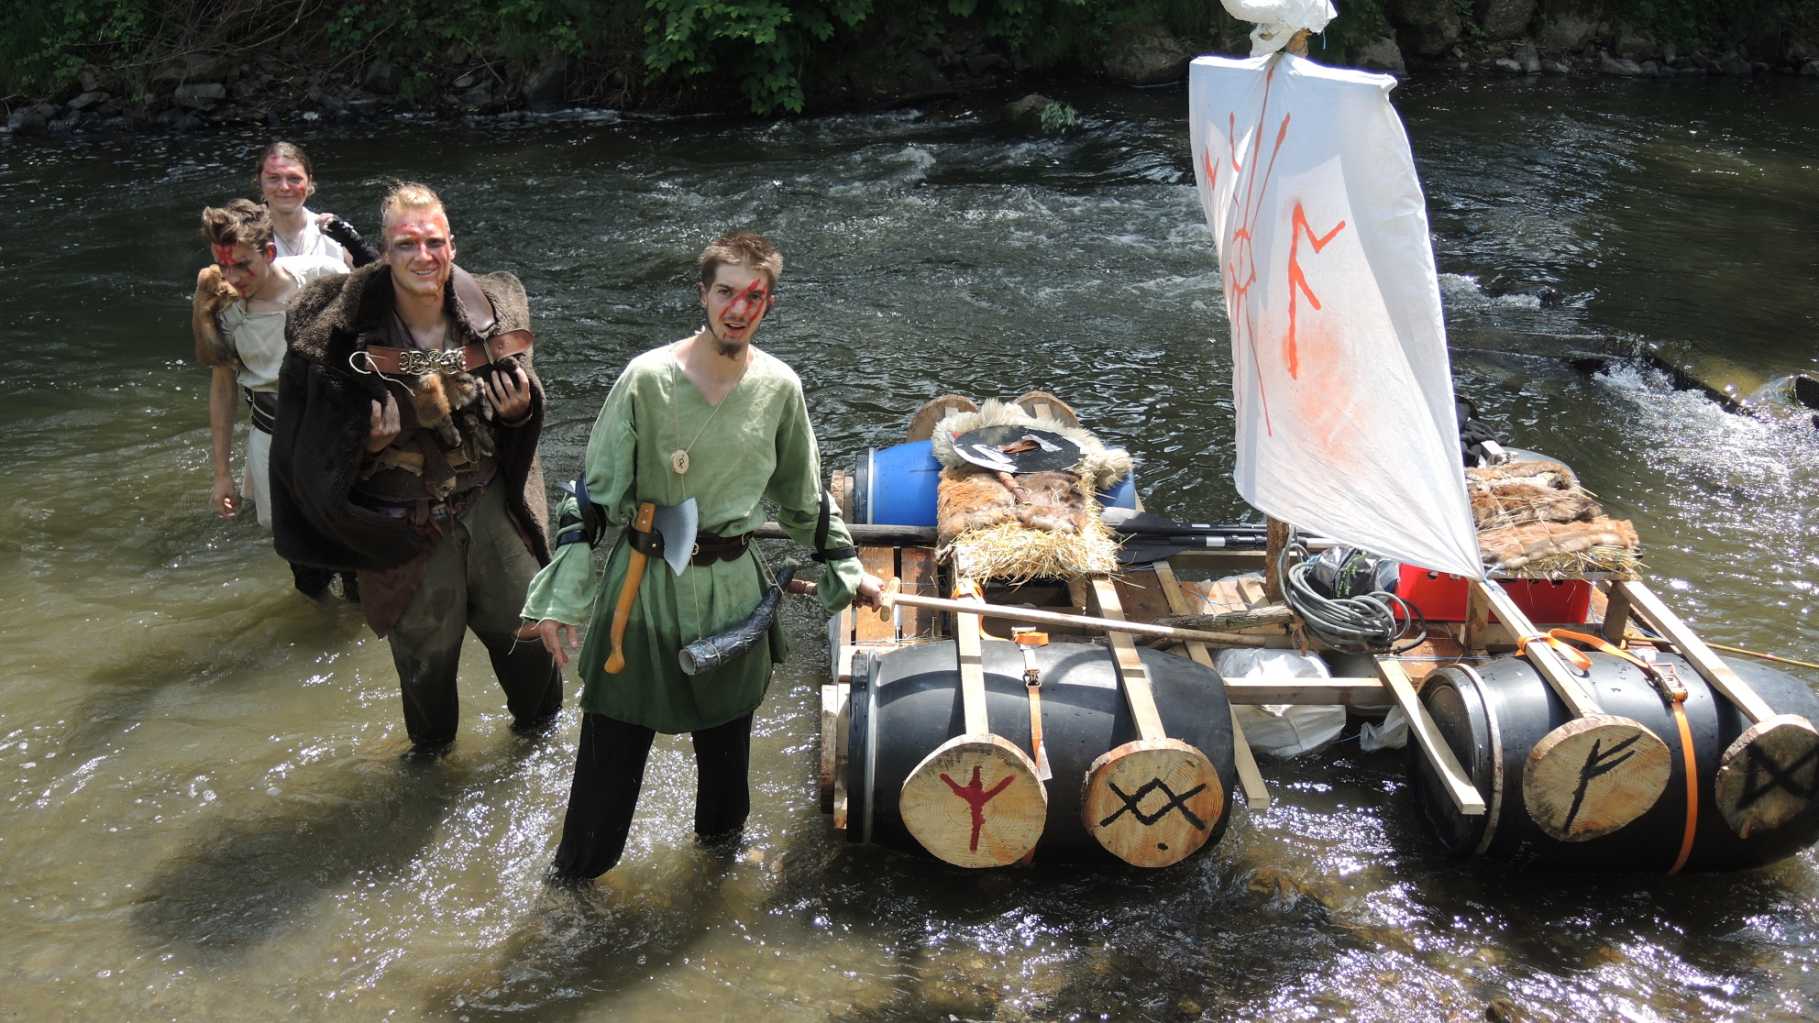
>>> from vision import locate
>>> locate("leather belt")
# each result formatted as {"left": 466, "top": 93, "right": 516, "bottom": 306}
{"left": 630, "top": 527, "right": 752, "bottom": 567}
{"left": 691, "top": 531, "right": 752, "bottom": 566}
{"left": 361, "top": 328, "right": 533, "bottom": 375}
{"left": 351, "top": 476, "right": 492, "bottom": 526}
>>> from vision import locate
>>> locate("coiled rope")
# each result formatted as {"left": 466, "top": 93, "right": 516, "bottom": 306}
{"left": 1277, "top": 533, "right": 1428, "bottom": 653}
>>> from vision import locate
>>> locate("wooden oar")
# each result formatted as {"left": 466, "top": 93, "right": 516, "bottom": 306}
{"left": 876, "top": 580, "right": 1273, "bottom": 647}
{"left": 894, "top": 578, "right": 1047, "bottom": 867}
{"left": 1475, "top": 579, "right": 1671, "bottom": 842}
{"left": 1611, "top": 580, "right": 1819, "bottom": 839}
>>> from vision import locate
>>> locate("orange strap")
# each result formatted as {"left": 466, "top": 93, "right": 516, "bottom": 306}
{"left": 1667, "top": 696, "right": 1698, "bottom": 874}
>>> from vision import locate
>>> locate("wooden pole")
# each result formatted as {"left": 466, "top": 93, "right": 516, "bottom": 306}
{"left": 878, "top": 579, "right": 1274, "bottom": 647}
{"left": 1263, "top": 517, "right": 1290, "bottom": 603}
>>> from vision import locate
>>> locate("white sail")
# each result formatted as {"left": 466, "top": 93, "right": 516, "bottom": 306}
{"left": 1189, "top": 53, "right": 1484, "bottom": 579}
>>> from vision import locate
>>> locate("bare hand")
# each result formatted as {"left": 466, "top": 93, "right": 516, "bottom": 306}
{"left": 853, "top": 572, "right": 885, "bottom": 610}
{"left": 482, "top": 364, "right": 533, "bottom": 423}
{"left": 366, "top": 393, "right": 400, "bottom": 453}
{"left": 524, "top": 618, "right": 582, "bottom": 668}
{"left": 315, "top": 211, "right": 338, "bottom": 229}
{"left": 211, "top": 476, "right": 238, "bottom": 520}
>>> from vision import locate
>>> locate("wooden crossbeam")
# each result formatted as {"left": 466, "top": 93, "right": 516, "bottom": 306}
{"left": 1374, "top": 656, "right": 1486, "bottom": 815}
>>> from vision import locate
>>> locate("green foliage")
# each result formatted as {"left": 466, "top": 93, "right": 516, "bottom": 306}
{"left": 3, "top": 0, "right": 145, "bottom": 94}
{"left": 7, "top": 0, "right": 1818, "bottom": 111}
{"left": 1038, "top": 99, "right": 1077, "bottom": 133}
{"left": 643, "top": 0, "right": 875, "bottom": 113}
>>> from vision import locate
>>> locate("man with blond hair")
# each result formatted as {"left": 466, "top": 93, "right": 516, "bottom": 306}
{"left": 271, "top": 182, "right": 561, "bottom": 757}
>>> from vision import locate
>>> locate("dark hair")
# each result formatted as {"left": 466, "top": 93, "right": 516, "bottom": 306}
{"left": 198, "top": 198, "right": 275, "bottom": 252}
{"left": 697, "top": 232, "right": 782, "bottom": 289}
{"left": 252, "top": 141, "right": 316, "bottom": 192}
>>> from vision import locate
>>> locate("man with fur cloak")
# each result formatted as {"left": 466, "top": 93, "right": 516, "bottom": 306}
{"left": 270, "top": 181, "right": 561, "bottom": 756}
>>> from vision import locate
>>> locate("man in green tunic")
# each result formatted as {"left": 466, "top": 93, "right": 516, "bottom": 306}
{"left": 522, "top": 232, "right": 881, "bottom": 882}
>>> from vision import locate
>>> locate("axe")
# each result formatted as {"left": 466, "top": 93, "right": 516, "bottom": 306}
{"left": 603, "top": 498, "right": 700, "bottom": 674}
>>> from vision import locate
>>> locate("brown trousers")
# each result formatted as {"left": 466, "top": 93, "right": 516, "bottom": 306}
{"left": 382, "top": 482, "right": 561, "bottom": 751}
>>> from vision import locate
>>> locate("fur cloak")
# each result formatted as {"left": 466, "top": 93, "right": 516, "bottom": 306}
{"left": 270, "top": 261, "right": 551, "bottom": 574}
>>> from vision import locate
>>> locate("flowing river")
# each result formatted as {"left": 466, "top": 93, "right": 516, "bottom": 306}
{"left": 2, "top": 72, "right": 1816, "bottom": 1021}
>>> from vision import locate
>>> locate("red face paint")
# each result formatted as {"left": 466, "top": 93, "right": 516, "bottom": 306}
{"left": 212, "top": 243, "right": 238, "bottom": 267}
{"left": 725, "top": 278, "right": 769, "bottom": 323}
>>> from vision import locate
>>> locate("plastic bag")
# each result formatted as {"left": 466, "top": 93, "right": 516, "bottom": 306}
{"left": 1214, "top": 647, "right": 1344, "bottom": 757}
{"left": 1218, "top": 0, "right": 1337, "bottom": 56}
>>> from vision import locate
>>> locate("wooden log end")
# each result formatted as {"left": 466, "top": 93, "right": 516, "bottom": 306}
{"left": 899, "top": 734, "right": 1047, "bottom": 868}
{"left": 1715, "top": 714, "right": 1819, "bottom": 840}
{"left": 1522, "top": 715, "right": 1671, "bottom": 842}
{"left": 1081, "top": 739, "right": 1224, "bottom": 868}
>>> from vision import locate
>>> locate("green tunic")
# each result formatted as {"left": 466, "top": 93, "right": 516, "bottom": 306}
{"left": 521, "top": 342, "right": 862, "bottom": 733}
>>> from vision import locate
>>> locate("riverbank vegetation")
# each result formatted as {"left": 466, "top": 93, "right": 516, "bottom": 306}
{"left": 5, "top": 0, "right": 1817, "bottom": 131}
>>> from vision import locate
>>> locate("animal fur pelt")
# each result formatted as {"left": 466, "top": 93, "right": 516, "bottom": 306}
{"left": 936, "top": 466, "right": 1117, "bottom": 583}
{"left": 1478, "top": 516, "right": 1641, "bottom": 578}
{"left": 937, "top": 468, "right": 1087, "bottom": 544}
{"left": 192, "top": 265, "right": 241, "bottom": 368}
{"left": 1466, "top": 459, "right": 1602, "bottom": 529}
{"left": 931, "top": 400, "right": 1132, "bottom": 491}
{"left": 270, "top": 261, "right": 550, "bottom": 584}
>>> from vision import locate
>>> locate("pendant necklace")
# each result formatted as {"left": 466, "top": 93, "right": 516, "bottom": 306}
{"left": 669, "top": 346, "right": 746, "bottom": 476}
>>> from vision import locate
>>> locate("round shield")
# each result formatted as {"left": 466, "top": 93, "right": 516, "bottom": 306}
{"left": 951, "top": 424, "right": 1084, "bottom": 475}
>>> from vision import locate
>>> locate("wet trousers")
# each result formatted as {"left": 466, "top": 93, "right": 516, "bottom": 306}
{"left": 382, "top": 482, "right": 562, "bottom": 750}
{"left": 550, "top": 710, "right": 755, "bottom": 880}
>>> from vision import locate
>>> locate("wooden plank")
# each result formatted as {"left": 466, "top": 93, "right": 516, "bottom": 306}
{"left": 1264, "top": 518, "right": 1289, "bottom": 602}
{"left": 1153, "top": 560, "right": 1271, "bottom": 810}
{"left": 898, "top": 545, "right": 942, "bottom": 640}
{"left": 854, "top": 546, "right": 900, "bottom": 644}
{"left": 1112, "top": 567, "right": 1175, "bottom": 624}
{"left": 1472, "top": 579, "right": 1601, "bottom": 718}
{"left": 1375, "top": 656, "right": 1486, "bottom": 815}
{"left": 1090, "top": 577, "right": 1166, "bottom": 740}
{"left": 1598, "top": 580, "right": 1634, "bottom": 645}
{"left": 819, "top": 682, "right": 847, "bottom": 814}
{"left": 953, "top": 581, "right": 990, "bottom": 735}
{"left": 1465, "top": 579, "right": 1491, "bottom": 651}
{"left": 1612, "top": 580, "right": 1776, "bottom": 722}
{"left": 1221, "top": 678, "right": 1392, "bottom": 707}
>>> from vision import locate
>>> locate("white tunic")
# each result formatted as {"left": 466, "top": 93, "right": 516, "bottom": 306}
{"left": 271, "top": 206, "right": 350, "bottom": 264}
{"left": 217, "top": 256, "right": 348, "bottom": 391}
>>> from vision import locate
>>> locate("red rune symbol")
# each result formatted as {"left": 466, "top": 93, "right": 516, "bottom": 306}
{"left": 940, "top": 764, "right": 1015, "bottom": 853}
{"left": 1210, "top": 61, "right": 1348, "bottom": 430}
{"left": 1284, "top": 201, "right": 1346, "bottom": 380}
{"left": 1219, "top": 62, "right": 1291, "bottom": 437}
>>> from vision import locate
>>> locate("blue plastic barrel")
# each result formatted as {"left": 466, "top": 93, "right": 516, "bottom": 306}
{"left": 851, "top": 439, "right": 1136, "bottom": 526}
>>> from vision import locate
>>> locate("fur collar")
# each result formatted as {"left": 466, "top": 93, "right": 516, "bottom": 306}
{"left": 287, "top": 262, "right": 530, "bottom": 365}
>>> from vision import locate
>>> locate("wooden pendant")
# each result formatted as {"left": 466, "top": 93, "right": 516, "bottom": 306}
{"left": 670, "top": 449, "right": 690, "bottom": 475}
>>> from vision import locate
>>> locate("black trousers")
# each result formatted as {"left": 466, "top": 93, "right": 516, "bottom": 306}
{"left": 550, "top": 710, "right": 754, "bottom": 881}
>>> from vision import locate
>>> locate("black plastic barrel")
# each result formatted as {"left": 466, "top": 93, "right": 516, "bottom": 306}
{"left": 844, "top": 639, "right": 1237, "bottom": 862}
{"left": 1411, "top": 651, "right": 1819, "bottom": 870}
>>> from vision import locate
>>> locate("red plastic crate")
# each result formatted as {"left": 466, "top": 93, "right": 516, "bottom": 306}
{"left": 1394, "top": 564, "right": 1592, "bottom": 624}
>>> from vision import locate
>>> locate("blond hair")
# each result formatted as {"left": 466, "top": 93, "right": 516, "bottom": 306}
{"left": 697, "top": 232, "right": 783, "bottom": 290}
{"left": 379, "top": 181, "right": 448, "bottom": 238}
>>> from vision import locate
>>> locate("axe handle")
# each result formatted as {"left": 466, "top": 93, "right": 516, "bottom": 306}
{"left": 604, "top": 502, "right": 656, "bottom": 674}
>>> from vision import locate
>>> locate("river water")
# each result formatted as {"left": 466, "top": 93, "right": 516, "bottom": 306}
{"left": 2, "top": 72, "right": 1816, "bottom": 1021}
